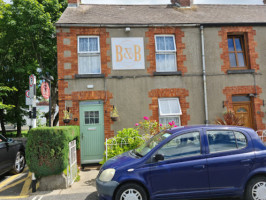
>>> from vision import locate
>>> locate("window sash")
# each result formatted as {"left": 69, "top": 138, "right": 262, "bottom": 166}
{"left": 158, "top": 98, "right": 182, "bottom": 116}
{"left": 159, "top": 116, "right": 181, "bottom": 126}
{"left": 78, "top": 36, "right": 100, "bottom": 54}
{"left": 78, "top": 54, "right": 101, "bottom": 74}
{"left": 227, "top": 35, "right": 247, "bottom": 68}
{"left": 155, "top": 35, "right": 176, "bottom": 52}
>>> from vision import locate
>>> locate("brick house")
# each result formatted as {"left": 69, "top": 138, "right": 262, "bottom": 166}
{"left": 56, "top": 0, "right": 266, "bottom": 164}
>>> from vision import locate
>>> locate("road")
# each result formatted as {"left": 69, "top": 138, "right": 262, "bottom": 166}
{"left": 0, "top": 167, "right": 241, "bottom": 200}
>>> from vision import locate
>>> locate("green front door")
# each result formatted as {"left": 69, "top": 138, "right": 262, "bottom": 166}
{"left": 79, "top": 101, "right": 104, "bottom": 164}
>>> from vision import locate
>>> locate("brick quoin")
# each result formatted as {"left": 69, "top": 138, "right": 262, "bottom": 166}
{"left": 149, "top": 88, "right": 190, "bottom": 125}
{"left": 223, "top": 85, "right": 265, "bottom": 130}
{"left": 145, "top": 27, "right": 187, "bottom": 75}
{"left": 218, "top": 26, "right": 259, "bottom": 73}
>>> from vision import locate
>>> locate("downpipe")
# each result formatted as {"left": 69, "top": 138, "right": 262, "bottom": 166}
{"left": 200, "top": 25, "right": 209, "bottom": 124}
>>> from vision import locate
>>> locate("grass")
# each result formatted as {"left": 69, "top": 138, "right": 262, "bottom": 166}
{"left": 3, "top": 130, "right": 29, "bottom": 138}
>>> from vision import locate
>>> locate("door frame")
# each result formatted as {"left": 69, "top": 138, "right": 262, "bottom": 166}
{"left": 79, "top": 100, "right": 105, "bottom": 164}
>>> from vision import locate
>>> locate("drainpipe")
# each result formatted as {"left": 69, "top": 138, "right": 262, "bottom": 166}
{"left": 200, "top": 25, "right": 209, "bottom": 124}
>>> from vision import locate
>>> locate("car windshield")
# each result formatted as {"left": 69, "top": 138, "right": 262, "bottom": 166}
{"left": 134, "top": 131, "right": 172, "bottom": 157}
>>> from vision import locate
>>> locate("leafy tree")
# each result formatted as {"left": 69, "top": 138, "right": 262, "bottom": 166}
{"left": 0, "top": 0, "right": 67, "bottom": 136}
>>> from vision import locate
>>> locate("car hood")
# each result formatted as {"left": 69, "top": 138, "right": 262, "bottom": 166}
{"left": 102, "top": 151, "right": 141, "bottom": 170}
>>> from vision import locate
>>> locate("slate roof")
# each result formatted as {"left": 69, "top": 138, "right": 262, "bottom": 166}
{"left": 56, "top": 4, "right": 266, "bottom": 26}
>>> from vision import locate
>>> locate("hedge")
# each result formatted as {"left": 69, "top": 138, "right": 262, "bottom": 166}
{"left": 26, "top": 126, "right": 80, "bottom": 178}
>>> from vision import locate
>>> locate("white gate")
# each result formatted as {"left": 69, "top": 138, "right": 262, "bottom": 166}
{"left": 67, "top": 140, "right": 77, "bottom": 186}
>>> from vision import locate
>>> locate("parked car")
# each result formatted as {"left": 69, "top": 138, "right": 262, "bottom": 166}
{"left": 0, "top": 134, "right": 26, "bottom": 176}
{"left": 96, "top": 125, "right": 266, "bottom": 200}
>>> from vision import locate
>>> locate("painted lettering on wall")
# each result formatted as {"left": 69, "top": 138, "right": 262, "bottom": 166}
{"left": 112, "top": 38, "right": 145, "bottom": 70}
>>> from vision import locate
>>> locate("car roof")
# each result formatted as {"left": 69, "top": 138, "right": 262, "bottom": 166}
{"left": 167, "top": 124, "right": 255, "bottom": 134}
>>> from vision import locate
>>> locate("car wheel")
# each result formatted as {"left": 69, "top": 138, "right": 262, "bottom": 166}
{"left": 115, "top": 183, "right": 147, "bottom": 200}
{"left": 245, "top": 176, "right": 266, "bottom": 200}
{"left": 12, "top": 151, "right": 25, "bottom": 174}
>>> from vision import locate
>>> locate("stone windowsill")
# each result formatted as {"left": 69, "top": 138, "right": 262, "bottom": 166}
{"left": 227, "top": 69, "right": 255, "bottom": 74}
{"left": 75, "top": 74, "right": 105, "bottom": 78}
{"left": 153, "top": 71, "right": 182, "bottom": 76}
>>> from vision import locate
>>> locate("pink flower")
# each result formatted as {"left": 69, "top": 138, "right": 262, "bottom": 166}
{"left": 135, "top": 123, "right": 139, "bottom": 126}
{"left": 174, "top": 125, "right": 177, "bottom": 127}
{"left": 168, "top": 122, "right": 173, "bottom": 126}
{"left": 172, "top": 121, "right": 175, "bottom": 125}
{"left": 159, "top": 124, "right": 162, "bottom": 127}
{"left": 143, "top": 116, "right": 149, "bottom": 120}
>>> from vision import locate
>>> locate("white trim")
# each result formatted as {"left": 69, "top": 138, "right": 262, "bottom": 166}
{"left": 81, "top": 0, "right": 170, "bottom": 5}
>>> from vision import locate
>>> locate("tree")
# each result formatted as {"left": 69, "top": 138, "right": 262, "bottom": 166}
{"left": 0, "top": 0, "right": 67, "bottom": 136}
{"left": 0, "top": 85, "right": 17, "bottom": 136}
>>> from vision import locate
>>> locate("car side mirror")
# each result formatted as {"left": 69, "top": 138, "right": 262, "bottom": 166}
{"left": 154, "top": 154, "right": 164, "bottom": 162}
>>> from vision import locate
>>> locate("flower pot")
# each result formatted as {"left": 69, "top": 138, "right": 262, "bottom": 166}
{"left": 63, "top": 119, "right": 70, "bottom": 123}
{"left": 111, "top": 116, "right": 118, "bottom": 121}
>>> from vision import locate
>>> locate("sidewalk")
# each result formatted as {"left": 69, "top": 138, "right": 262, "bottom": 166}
{"left": 30, "top": 165, "right": 100, "bottom": 197}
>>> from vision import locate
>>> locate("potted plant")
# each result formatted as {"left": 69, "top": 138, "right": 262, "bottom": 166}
{"left": 63, "top": 110, "right": 71, "bottom": 123}
{"left": 111, "top": 107, "right": 119, "bottom": 121}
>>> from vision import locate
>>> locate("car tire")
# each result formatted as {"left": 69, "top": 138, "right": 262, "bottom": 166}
{"left": 11, "top": 151, "right": 26, "bottom": 174}
{"left": 115, "top": 183, "right": 147, "bottom": 200}
{"left": 245, "top": 176, "right": 266, "bottom": 200}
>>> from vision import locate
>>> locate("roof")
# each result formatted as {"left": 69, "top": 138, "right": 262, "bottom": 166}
{"left": 56, "top": 4, "right": 266, "bottom": 26}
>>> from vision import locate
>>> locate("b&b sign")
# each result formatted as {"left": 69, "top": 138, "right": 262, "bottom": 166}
{"left": 111, "top": 38, "right": 145, "bottom": 70}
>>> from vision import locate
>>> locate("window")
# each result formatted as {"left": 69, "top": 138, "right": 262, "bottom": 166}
{"left": 155, "top": 35, "right": 177, "bottom": 72}
{"left": 158, "top": 98, "right": 182, "bottom": 126}
{"left": 158, "top": 132, "right": 201, "bottom": 160}
{"left": 207, "top": 130, "right": 247, "bottom": 153}
{"left": 78, "top": 36, "right": 101, "bottom": 74}
{"left": 227, "top": 35, "right": 247, "bottom": 69}
{"left": 84, "top": 111, "right": 99, "bottom": 124}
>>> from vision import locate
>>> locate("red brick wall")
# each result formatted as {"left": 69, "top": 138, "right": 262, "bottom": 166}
{"left": 145, "top": 27, "right": 187, "bottom": 75}
{"left": 68, "top": 0, "right": 80, "bottom": 4}
{"left": 57, "top": 27, "right": 111, "bottom": 80}
{"left": 223, "top": 85, "right": 265, "bottom": 130}
{"left": 219, "top": 26, "right": 259, "bottom": 73}
{"left": 149, "top": 88, "right": 190, "bottom": 125}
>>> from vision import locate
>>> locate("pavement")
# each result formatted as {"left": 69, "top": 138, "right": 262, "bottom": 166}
{"left": 0, "top": 165, "right": 100, "bottom": 200}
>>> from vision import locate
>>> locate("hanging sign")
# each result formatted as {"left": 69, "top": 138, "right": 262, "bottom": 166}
{"left": 41, "top": 82, "right": 50, "bottom": 99}
{"left": 111, "top": 37, "right": 145, "bottom": 70}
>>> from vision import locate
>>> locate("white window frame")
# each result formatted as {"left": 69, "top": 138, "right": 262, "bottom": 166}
{"left": 155, "top": 35, "right": 177, "bottom": 72}
{"left": 77, "top": 36, "right": 101, "bottom": 74}
{"left": 158, "top": 98, "right": 182, "bottom": 126}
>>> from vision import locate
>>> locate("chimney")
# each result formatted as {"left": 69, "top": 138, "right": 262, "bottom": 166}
{"left": 68, "top": 0, "right": 80, "bottom": 7}
{"left": 171, "top": 0, "right": 190, "bottom": 7}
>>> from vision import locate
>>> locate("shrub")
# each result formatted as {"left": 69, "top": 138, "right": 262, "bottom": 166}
{"left": 101, "top": 128, "right": 145, "bottom": 164}
{"left": 26, "top": 126, "right": 79, "bottom": 178}
{"left": 215, "top": 110, "right": 244, "bottom": 126}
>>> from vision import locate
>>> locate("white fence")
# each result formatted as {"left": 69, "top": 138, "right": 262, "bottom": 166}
{"left": 256, "top": 130, "right": 266, "bottom": 142}
{"left": 105, "top": 136, "right": 151, "bottom": 160}
{"left": 67, "top": 140, "right": 77, "bottom": 186}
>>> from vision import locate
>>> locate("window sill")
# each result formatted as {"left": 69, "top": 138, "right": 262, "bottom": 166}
{"left": 227, "top": 69, "right": 255, "bottom": 74}
{"left": 75, "top": 74, "right": 105, "bottom": 78}
{"left": 153, "top": 71, "right": 182, "bottom": 76}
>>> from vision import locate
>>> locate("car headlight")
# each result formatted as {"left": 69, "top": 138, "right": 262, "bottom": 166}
{"left": 99, "top": 168, "right": 116, "bottom": 182}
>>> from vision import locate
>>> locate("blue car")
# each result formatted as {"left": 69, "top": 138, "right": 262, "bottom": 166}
{"left": 96, "top": 125, "right": 266, "bottom": 200}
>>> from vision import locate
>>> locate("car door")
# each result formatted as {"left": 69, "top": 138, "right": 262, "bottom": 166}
{"left": 205, "top": 129, "right": 254, "bottom": 196}
{"left": 148, "top": 130, "right": 209, "bottom": 199}
{"left": 0, "top": 135, "right": 10, "bottom": 174}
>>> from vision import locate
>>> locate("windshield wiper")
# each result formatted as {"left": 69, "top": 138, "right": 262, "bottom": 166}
{"left": 133, "top": 149, "right": 143, "bottom": 157}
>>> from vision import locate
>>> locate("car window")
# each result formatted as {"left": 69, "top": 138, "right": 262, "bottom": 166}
{"left": 158, "top": 131, "right": 201, "bottom": 160}
{"left": 234, "top": 131, "right": 247, "bottom": 149}
{"left": 207, "top": 130, "right": 238, "bottom": 153}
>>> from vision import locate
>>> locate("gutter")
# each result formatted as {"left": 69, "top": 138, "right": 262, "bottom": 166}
{"left": 200, "top": 25, "right": 209, "bottom": 124}
{"left": 200, "top": 22, "right": 266, "bottom": 27}
{"left": 55, "top": 23, "right": 200, "bottom": 28}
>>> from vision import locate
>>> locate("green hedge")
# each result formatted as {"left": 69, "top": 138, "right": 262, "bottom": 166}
{"left": 26, "top": 126, "right": 80, "bottom": 178}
